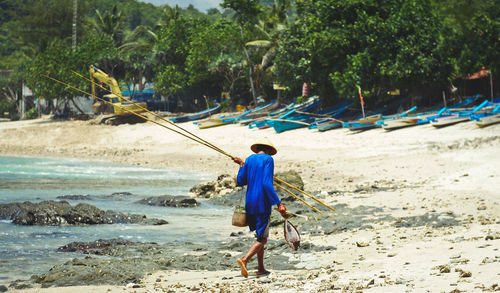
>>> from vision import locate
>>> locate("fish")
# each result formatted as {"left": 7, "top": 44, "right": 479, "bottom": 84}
{"left": 284, "top": 219, "right": 300, "bottom": 251}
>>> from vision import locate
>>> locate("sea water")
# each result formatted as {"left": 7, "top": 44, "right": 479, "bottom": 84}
{"left": 0, "top": 155, "right": 233, "bottom": 284}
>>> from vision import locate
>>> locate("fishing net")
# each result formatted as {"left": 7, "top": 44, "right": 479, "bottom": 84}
{"left": 284, "top": 219, "right": 300, "bottom": 251}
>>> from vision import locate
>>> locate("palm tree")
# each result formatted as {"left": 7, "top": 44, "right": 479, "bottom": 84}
{"left": 91, "top": 5, "right": 125, "bottom": 47}
{"left": 221, "top": 0, "right": 263, "bottom": 106}
{"left": 245, "top": 0, "right": 291, "bottom": 101}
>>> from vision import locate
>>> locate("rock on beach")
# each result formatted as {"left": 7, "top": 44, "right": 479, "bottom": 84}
{"left": 0, "top": 200, "right": 167, "bottom": 226}
{"left": 136, "top": 195, "right": 198, "bottom": 207}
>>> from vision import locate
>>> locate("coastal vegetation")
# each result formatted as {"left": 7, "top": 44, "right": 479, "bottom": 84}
{"left": 0, "top": 0, "right": 498, "bottom": 116}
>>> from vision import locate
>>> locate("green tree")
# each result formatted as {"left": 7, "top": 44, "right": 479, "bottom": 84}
{"left": 186, "top": 18, "right": 243, "bottom": 99}
{"left": 275, "top": 0, "right": 449, "bottom": 104}
{"left": 221, "top": 0, "right": 264, "bottom": 106}
{"left": 153, "top": 13, "right": 192, "bottom": 97}
{"left": 91, "top": 5, "right": 126, "bottom": 47}
{"left": 434, "top": 0, "right": 499, "bottom": 78}
{"left": 23, "top": 37, "right": 119, "bottom": 114}
{"left": 0, "top": 0, "right": 90, "bottom": 68}
{"left": 246, "top": 0, "right": 292, "bottom": 101}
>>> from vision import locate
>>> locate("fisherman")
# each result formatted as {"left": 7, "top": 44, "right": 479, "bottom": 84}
{"left": 232, "top": 138, "right": 287, "bottom": 278}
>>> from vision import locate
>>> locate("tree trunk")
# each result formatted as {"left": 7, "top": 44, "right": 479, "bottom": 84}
{"left": 240, "top": 25, "right": 257, "bottom": 107}
{"left": 69, "top": 96, "right": 86, "bottom": 115}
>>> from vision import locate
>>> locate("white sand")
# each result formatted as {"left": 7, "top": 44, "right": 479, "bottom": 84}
{"left": 2, "top": 115, "right": 499, "bottom": 292}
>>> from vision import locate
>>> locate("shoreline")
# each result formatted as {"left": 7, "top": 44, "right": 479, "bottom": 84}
{"left": 1, "top": 117, "right": 499, "bottom": 292}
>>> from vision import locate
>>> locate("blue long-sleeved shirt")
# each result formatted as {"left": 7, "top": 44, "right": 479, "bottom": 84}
{"left": 236, "top": 153, "right": 281, "bottom": 214}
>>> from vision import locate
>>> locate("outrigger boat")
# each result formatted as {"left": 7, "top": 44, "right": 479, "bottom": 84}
{"left": 272, "top": 100, "right": 353, "bottom": 133}
{"left": 249, "top": 96, "right": 320, "bottom": 129}
{"left": 470, "top": 98, "right": 500, "bottom": 127}
{"left": 343, "top": 114, "right": 383, "bottom": 131}
{"left": 416, "top": 95, "right": 480, "bottom": 125}
{"left": 375, "top": 106, "right": 418, "bottom": 129}
{"left": 473, "top": 107, "right": 500, "bottom": 127}
{"left": 170, "top": 104, "right": 221, "bottom": 123}
{"left": 314, "top": 109, "right": 359, "bottom": 132}
{"left": 237, "top": 101, "right": 281, "bottom": 125}
{"left": 246, "top": 103, "right": 297, "bottom": 128}
{"left": 430, "top": 100, "right": 490, "bottom": 128}
{"left": 196, "top": 100, "right": 276, "bottom": 129}
{"left": 380, "top": 95, "right": 482, "bottom": 130}
{"left": 343, "top": 95, "right": 414, "bottom": 131}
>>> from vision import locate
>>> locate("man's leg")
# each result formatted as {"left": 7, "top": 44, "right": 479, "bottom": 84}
{"left": 256, "top": 237, "right": 270, "bottom": 275}
{"left": 237, "top": 240, "right": 264, "bottom": 278}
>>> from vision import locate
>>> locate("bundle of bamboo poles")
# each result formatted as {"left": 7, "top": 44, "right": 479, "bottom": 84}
{"left": 43, "top": 72, "right": 335, "bottom": 215}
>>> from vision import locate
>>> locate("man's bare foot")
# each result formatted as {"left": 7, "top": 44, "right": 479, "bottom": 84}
{"left": 256, "top": 270, "right": 270, "bottom": 277}
{"left": 237, "top": 258, "right": 248, "bottom": 278}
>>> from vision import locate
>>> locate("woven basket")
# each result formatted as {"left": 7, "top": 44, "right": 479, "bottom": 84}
{"left": 231, "top": 206, "right": 247, "bottom": 227}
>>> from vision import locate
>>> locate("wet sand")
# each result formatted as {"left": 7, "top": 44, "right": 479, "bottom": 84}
{"left": 1, "top": 115, "right": 499, "bottom": 292}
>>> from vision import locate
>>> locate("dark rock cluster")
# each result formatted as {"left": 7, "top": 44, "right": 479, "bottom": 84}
{"left": 0, "top": 200, "right": 167, "bottom": 226}
{"left": 136, "top": 195, "right": 198, "bottom": 208}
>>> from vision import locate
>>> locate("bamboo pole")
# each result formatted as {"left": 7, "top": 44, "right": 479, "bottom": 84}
{"left": 274, "top": 177, "right": 335, "bottom": 212}
{"left": 41, "top": 75, "right": 228, "bottom": 156}
{"left": 71, "top": 70, "right": 233, "bottom": 159}
{"left": 274, "top": 182, "right": 322, "bottom": 214}
{"left": 43, "top": 73, "right": 329, "bottom": 215}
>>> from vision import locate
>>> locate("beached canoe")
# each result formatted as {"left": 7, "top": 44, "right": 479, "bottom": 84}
{"left": 250, "top": 97, "right": 320, "bottom": 130}
{"left": 197, "top": 118, "right": 234, "bottom": 129}
{"left": 272, "top": 100, "right": 352, "bottom": 133}
{"left": 170, "top": 104, "right": 221, "bottom": 123}
{"left": 418, "top": 95, "right": 482, "bottom": 125}
{"left": 430, "top": 100, "right": 490, "bottom": 128}
{"left": 197, "top": 100, "right": 279, "bottom": 129}
{"left": 344, "top": 114, "right": 383, "bottom": 131}
{"left": 475, "top": 113, "right": 500, "bottom": 127}
{"left": 471, "top": 103, "right": 500, "bottom": 127}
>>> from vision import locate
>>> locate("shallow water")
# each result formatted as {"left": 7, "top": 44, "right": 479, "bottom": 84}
{"left": 0, "top": 155, "right": 233, "bottom": 284}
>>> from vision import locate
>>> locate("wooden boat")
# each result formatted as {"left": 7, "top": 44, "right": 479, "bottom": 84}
{"left": 418, "top": 95, "right": 481, "bottom": 125}
{"left": 250, "top": 96, "right": 320, "bottom": 130}
{"left": 246, "top": 103, "right": 296, "bottom": 128}
{"left": 375, "top": 106, "right": 418, "bottom": 129}
{"left": 315, "top": 118, "right": 343, "bottom": 131}
{"left": 238, "top": 101, "right": 281, "bottom": 125}
{"left": 197, "top": 110, "right": 251, "bottom": 129}
{"left": 170, "top": 104, "right": 221, "bottom": 123}
{"left": 430, "top": 100, "right": 489, "bottom": 128}
{"left": 312, "top": 107, "right": 359, "bottom": 132}
{"left": 380, "top": 111, "right": 436, "bottom": 130}
{"left": 272, "top": 100, "right": 352, "bottom": 133}
{"left": 196, "top": 117, "right": 234, "bottom": 129}
{"left": 197, "top": 100, "right": 277, "bottom": 129}
{"left": 475, "top": 113, "right": 500, "bottom": 127}
{"left": 471, "top": 103, "right": 500, "bottom": 127}
{"left": 344, "top": 114, "right": 383, "bottom": 131}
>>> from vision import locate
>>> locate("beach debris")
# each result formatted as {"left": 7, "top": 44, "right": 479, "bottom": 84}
{"left": 356, "top": 240, "right": 370, "bottom": 247}
{"left": 435, "top": 264, "right": 451, "bottom": 273}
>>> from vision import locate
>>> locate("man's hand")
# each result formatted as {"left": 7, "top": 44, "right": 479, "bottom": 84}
{"left": 232, "top": 157, "right": 244, "bottom": 167}
{"left": 277, "top": 203, "right": 287, "bottom": 217}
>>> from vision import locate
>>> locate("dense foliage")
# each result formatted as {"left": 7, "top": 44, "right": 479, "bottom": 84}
{"left": 0, "top": 0, "right": 498, "bottom": 116}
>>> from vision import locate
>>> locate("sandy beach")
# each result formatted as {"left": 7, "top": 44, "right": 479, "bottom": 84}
{"left": 1, "top": 115, "right": 499, "bottom": 292}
